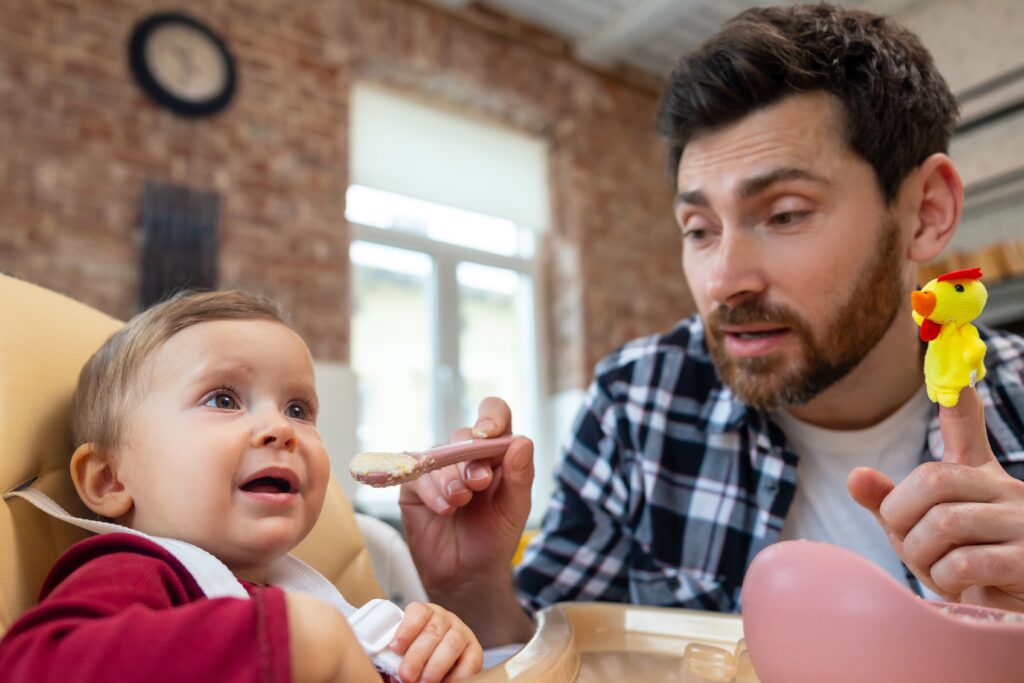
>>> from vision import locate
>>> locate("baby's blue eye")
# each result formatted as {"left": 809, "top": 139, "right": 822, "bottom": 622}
{"left": 205, "top": 393, "right": 238, "bottom": 410}
{"left": 286, "top": 403, "right": 307, "bottom": 420}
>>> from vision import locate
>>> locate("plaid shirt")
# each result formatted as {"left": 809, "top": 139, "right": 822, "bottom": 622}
{"left": 516, "top": 316, "right": 1024, "bottom": 613}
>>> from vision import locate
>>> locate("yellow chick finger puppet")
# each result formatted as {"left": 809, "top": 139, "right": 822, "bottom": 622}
{"left": 911, "top": 267, "right": 988, "bottom": 408}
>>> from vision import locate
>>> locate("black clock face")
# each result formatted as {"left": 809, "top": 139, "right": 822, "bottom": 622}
{"left": 129, "top": 13, "right": 236, "bottom": 118}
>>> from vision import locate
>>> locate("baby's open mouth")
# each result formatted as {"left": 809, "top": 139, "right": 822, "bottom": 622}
{"left": 241, "top": 477, "right": 294, "bottom": 494}
{"left": 239, "top": 469, "right": 299, "bottom": 495}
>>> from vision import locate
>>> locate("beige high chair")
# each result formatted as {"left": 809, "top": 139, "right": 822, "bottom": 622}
{"left": 0, "top": 274, "right": 744, "bottom": 682}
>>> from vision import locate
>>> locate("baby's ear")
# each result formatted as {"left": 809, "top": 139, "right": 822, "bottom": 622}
{"left": 70, "top": 443, "right": 133, "bottom": 519}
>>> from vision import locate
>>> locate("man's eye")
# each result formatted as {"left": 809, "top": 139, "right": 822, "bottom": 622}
{"left": 285, "top": 402, "right": 309, "bottom": 420}
{"left": 770, "top": 211, "right": 808, "bottom": 226}
{"left": 205, "top": 392, "right": 238, "bottom": 410}
{"left": 683, "top": 228, "right": 708, "bottom": 242}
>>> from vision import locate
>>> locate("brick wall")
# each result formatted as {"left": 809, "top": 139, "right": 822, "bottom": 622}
{"left": 0, "top": 0, "right": 693, "bottom": 391}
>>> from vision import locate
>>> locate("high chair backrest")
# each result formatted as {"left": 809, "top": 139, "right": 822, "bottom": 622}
{"left": 0, "top": 275, "right": 383, "bottom": 636}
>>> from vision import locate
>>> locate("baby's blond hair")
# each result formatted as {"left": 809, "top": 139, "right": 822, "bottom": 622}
{"left": 70, "top": 290, "right": 286, "bottom": 452}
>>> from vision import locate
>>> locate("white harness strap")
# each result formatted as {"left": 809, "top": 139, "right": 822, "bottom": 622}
{"left": 6, "top": 487, "right": 404, "bottom": 677}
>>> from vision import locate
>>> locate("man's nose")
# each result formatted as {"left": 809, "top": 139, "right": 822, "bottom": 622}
{"left": 251, "top": 409, "right": 297, "bottom": 451}
{"left": 704, "top": 228, "right": 766, "bottom": 306}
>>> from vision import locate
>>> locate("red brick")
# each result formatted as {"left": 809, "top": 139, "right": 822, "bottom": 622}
{"left": 0, "top": 0, "right": 695, "bottom": 390}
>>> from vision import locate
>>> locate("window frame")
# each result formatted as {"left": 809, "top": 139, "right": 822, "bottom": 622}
{"left": 348, "top": 219, "right": 550, "bottom": 516}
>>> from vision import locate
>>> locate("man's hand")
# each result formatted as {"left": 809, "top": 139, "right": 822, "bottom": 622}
{"left": 389, "top": 602, "right": 483, "bottom": 683}
{"left": 399, "top": 397, "right": 536, "bottom": 646}
{"left": 848, "top": 387, "right": 1024, "bottom": 611}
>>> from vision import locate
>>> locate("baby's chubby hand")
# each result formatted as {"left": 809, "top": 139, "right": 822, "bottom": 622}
{"left": 389, "top": 602, "right": 483, "bottom": 682}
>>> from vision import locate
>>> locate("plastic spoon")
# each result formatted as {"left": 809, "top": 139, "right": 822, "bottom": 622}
{"left": 348, "top": 436, "right": 516, "bottom": 487}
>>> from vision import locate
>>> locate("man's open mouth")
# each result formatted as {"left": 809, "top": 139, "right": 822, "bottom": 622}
{"left": 730, "top": 329, "right": 784, "bottom": 339}
{"left": 720, "top": 325, "right": 789, "bottom": 339}
{"left": 717, "top": 325, "right": 792, "bottom": 358}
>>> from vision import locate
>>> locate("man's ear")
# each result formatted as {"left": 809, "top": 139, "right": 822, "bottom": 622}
{"left": 902, "top": 153, "right": 963, "bottom": 264}
{"left": 70, "top": 443, "right": 133, "bottom": 519}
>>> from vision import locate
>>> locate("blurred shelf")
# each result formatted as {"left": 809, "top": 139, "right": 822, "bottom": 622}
{"left": 980, "top": 277, "right": 1024, "bottom": 326}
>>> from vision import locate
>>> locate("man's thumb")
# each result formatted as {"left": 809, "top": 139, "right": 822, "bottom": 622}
{"left": 939, "top": 386, "right": 997, "bottom": 467}
{"left": 495, "top": 437, "right": 534, "bottom": 520}
{"left": 847, "top": 467, "right": 894, "bottom": 517}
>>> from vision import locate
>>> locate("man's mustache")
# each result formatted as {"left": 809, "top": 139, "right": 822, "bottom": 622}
{"left": 707, "top": 299, "right": 804, "bottom": 329}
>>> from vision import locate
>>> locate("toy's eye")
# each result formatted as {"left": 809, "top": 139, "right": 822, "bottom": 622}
{"left": 955, "top": 284, "right": 965, "bottom": 292}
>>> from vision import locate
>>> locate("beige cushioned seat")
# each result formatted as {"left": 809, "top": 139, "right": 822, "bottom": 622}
{"left": 0, "top": 274, "right": 383, "bottom": 636}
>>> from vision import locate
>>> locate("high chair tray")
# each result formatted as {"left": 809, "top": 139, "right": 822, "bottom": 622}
{"left": 474, "top": 602, "right": 744, "bottom": 682}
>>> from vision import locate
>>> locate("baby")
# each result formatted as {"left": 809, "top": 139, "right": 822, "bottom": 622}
{"left": 0, "top": 290, "right": 482, "bottom": 683}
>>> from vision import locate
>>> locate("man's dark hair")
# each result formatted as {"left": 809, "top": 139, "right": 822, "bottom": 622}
{"left": 656, "top": 4, "right": 959, "bottom": 202}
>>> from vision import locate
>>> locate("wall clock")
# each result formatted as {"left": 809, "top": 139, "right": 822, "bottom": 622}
{"left": 128, "top": 12, "right": 237, "bottom": 118}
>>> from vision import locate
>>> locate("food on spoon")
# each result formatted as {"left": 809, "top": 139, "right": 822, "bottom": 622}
{"left": 348, "top": 451, "right": 418, "bottom": 487}
{"left": 348, "top": 436, "right": 518, "bottom": 488}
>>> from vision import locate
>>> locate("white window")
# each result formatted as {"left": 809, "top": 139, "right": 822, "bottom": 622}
{"left": 347, "top": 84, "right": 549, "bottom": 518}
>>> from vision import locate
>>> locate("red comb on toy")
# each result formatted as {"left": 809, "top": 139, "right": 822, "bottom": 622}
{"left": 937, "top": 267, "right": 983, "bottom": 282}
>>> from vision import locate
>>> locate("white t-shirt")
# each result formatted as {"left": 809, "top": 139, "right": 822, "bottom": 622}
{"left": 773, "top": 389, "right": 936, "bottom": 596}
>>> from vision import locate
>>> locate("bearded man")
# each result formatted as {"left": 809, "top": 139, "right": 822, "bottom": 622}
{"left": 399, "top": 4, "right": 1024, "bottom": 647}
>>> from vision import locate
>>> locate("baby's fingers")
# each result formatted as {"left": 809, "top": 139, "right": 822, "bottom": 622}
{"left": 397, "top": 608, "right": 450, "bottom": 682}
{"left": 443, "top": 635, "right": 484, "bottom": 681}
{"left": 390, "top": 602, "right": 432, "bottom": 655}
{"left": 422, "top": 627, "right": 481, "bottom": 683}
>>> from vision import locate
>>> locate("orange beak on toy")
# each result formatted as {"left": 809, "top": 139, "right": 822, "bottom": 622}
{"left": 911, "top": 290, "right": 936, "bottom": 317}
{"left": 911, "top": 290, "right": 941, "bottom": 342}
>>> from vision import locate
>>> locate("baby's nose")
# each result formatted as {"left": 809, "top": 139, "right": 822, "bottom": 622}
{"left": 252, "top": 415, "right": 297, "bottom": 450}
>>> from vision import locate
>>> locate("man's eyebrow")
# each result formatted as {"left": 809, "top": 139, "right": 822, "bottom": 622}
{"left": 675, "top": 167, "right": 831, "bottom": 208}
{"left": 675, "top": 189, "right": 710, "bottom": 208}
{"left": 737, "top": 167, "right": 831, "bottom": 198}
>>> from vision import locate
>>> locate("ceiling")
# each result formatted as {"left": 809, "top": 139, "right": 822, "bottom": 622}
{"left": 424, "top": 0, "right": 928, "bottom": 77}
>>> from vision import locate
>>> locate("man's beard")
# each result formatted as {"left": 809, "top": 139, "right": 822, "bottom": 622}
{"left": 705, "top": 218, "right": 904, "bottom": 410}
